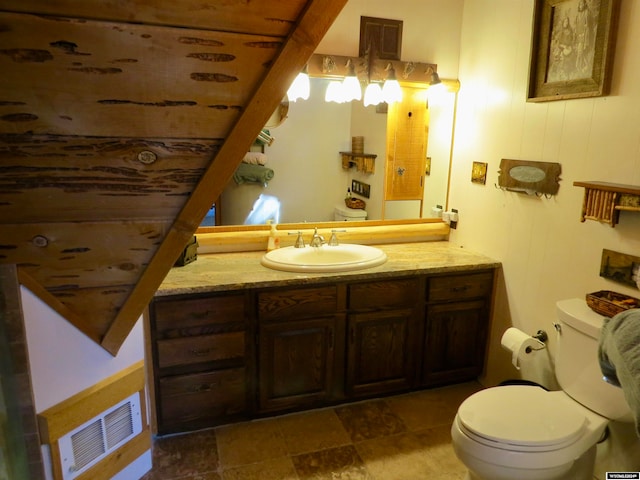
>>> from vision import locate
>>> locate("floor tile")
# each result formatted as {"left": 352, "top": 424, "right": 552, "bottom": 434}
{"left": 355, "top": 431, "right": 440, "bottom": 480}
{"left": 386, "top": 389, "right": 455, "bottom": 430}
{"left": 415, "top": 424, "right": 467, "bottom": 477}
{"left": 291, "top": 445, "right": 372, "bottom": 480}
{"left": 143, "top": 384, "right": 479, "bottom": 479}
{"left": 334, "top": 399, "right": 407, "bottom": 442}
{"left": 143, "top": 428, "right": 218, "bottom": 479}
{"left": 221, "top": 456, "right": 298, "bottom": 480}
{"left": 216, "top": 418, "right": 287, "bottom": 468}
{"left": 276, "top": 408, "right": 351, "bottom": 455}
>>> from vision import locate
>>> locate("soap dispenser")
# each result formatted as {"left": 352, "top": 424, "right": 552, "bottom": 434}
{"left": 267, "top": 220, "right": 280, "bottom": 251}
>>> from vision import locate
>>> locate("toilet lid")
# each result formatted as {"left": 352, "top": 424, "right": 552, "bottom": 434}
{"left": 458, "top": 386, "right": 586, "bottom": 448}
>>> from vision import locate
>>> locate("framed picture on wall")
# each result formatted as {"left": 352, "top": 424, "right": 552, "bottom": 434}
{"left": 527, "top": 0, "right": 619, "bottom": 102}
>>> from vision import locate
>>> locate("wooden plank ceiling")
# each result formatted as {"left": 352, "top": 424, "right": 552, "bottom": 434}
{"left": 0, "top": 0, "right": 347, "bottom": 354}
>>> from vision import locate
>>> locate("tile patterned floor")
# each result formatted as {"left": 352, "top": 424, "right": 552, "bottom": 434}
{"left": 141, "top": 382, "right": 482, "bottom": 480}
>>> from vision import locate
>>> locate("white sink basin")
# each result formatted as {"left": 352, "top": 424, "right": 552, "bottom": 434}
{"left": 261, "top": 244, "right": 387, "bottom": 273}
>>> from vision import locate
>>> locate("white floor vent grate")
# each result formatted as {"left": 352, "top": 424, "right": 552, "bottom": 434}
{"left": 58, "top": 392, "right": 142, "bottom": 480}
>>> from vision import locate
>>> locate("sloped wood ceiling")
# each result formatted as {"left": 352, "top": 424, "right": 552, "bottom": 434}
{"left": 0, "top": 0, "right": 347, "bottom": 354}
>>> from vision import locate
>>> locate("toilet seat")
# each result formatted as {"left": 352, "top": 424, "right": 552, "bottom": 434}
{"left": 457, "top": 386, "right": 587, "bottom": 452}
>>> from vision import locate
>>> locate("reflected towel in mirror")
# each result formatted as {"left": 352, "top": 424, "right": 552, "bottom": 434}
{"left": 233, "top": 163, "right": 275, "bottom": 186}
{"left": 243, "top": 152, "right": 268, "bottom": 165}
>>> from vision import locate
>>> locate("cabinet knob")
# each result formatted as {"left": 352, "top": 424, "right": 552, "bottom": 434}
{"left": 451, "top": 285, "right": 469, "bottom": 293}
{"left": 190, "top": 382, "right": 219, "bottom": 393}
{"left": 189, "top": 347, "right": 212, "bottom": 357}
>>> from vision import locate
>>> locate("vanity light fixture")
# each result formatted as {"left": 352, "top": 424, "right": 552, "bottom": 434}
{"left": 341, "top": 59, "right": 362, "bottom": 102}
{"left": 287, "top": 64, "right": 310, "bottom": 102}
{"left": 362, "top": 40, "right": 384, "bottom": 107}
{"left": 381, "top": 63, "right": 402, "bottom": 104}
{"left": 325, "top": 79, "right": 345, "bottom": 103}
{"left": 308, "top": 53, "right": 449, "bottom": 106}
{"left": 363, "top": 82, "right": 383, "bottom": 106}
{"left": 426, "top": 69, "right": 447, "bottom": 99}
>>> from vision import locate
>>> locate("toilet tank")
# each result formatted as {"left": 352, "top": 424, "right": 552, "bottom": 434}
{"left": 555, "top": 298, "right": 631, "bottom": 420}
{"left": 334, "top": 204, "right": 367, "bottom": 221}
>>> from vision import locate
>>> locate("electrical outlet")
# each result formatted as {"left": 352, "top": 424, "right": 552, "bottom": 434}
{"left": 351, "top": 179, "right": 371, "bottom": 198}
{"left": 450, "top": 208, "right": 458, "bottom": 229}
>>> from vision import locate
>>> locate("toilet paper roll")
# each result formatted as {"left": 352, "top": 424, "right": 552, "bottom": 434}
{"left": 501, "top": 327, "right": 546, "bottom": 370}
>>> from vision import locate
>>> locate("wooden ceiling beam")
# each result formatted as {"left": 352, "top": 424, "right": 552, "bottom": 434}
{"left": 0, "top": 0, "right": 307, "bottom": 37}
{"left": 100, "top": 0, "right": 348, "bottom": 355}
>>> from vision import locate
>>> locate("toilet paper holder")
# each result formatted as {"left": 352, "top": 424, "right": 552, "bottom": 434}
{"left": 522, "top": 330, "right": 548, "bottom": 355}
{"left": 533, "top": 330, "right": 548, "bottom": 343}
{"left": 501, "top": 327, "right": 549, "bottom": 370}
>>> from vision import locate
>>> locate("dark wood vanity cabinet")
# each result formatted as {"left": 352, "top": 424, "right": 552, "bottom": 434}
{"left": 149, "top": 292, "right": 250, "bottom": 434}
{"left": 421, "top": 271, "right": 495, "bottom": 386}
{"left": 256, "top": 278, "right": 424, "bottom": 411}
{"left": 148, "top": 268, "right": 495, "bottom": 433}
{"left": 256, "top": 285, "right": 345, "bottom": 413}
{"left": 346, "top": 278, "right": 422, "bottom": 398}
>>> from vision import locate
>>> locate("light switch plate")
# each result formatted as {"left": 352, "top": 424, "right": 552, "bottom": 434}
{"left": 351, "top": 180, "right": 370, "bottom": 198}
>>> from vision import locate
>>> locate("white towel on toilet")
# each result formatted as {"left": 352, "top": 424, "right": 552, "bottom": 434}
{"left": 598, "top": 308, "right": 640, "bottom": 436}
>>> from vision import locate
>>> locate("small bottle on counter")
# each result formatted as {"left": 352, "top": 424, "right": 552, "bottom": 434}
{"left": 267, "top": 220, "right": 280, "bottom": 251}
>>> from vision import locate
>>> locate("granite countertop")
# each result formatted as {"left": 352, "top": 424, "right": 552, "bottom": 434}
{"left": 157, "top": 241, "right": 501, "bottom": 297}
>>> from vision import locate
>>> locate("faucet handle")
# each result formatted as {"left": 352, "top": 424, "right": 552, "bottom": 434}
{"left": 329, "top": 229, "right": 347, "bottom": 246}
{"left": 288, "top": 231, "right": 305, "bottom": 248}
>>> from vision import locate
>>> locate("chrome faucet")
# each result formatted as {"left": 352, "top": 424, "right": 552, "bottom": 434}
{"left": 309, "top": 227, "right": 325, "bottom": 247}
{"left": 289, "top": 231, "right": 305, "bottom": 248}
{"left": 329, "top": 229, "right": 346, "bottom": 246}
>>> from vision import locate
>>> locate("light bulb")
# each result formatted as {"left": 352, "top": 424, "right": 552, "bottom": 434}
{"left": 382, "top": 79, "right": 402, "bottom": 104}
{"left": 342, "top": 75, "right": 362, "bottom": 102}
{"left": 382, "top": 64, "right": 403, "bottom": 104}
{"left": 287, "top": 71, "right": 310, "bottom": 102}
{"left": 325, "top": 80, "right": 345, "bottom": 103}
{"left": 363, "top": 83, "right": 383, "bottom": 106}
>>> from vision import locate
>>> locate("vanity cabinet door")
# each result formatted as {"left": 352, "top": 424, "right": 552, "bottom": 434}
{"left": 346, "top": 277, "right": 421, "bottom": 398}
{"left": 422, "top": 271, "right": 494, "bottom": 386}
{"left": 346, "top": 308, "right": 418, "bottom": 398}
{"left": 258, "top": 315, "right": 343, "bottom": 413}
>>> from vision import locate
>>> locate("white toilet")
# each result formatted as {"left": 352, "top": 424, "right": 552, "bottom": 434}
{"left": 334, "top": 204, "right": 367, "bottom": 221}
{"left": 451, "top": 298, "right": 632, "bottom": 480}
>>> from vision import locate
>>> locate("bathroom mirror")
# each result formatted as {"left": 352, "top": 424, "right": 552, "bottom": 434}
{"left": 203, "top": 76, "right": 457, "bottom": 227}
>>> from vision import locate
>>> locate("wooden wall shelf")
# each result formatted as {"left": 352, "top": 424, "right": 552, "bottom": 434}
{"left": 340, "top": 152, "right": 376, "bottom": 174}
{"left": 574, "top": 181, "right": 640, "bottom": 227}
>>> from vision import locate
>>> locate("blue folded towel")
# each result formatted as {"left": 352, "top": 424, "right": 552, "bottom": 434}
{"left": 233, "top": 163, "right": 274, "bottom": 186}
{"left": 598, "top": 308, "right": 640, "bottom": 436}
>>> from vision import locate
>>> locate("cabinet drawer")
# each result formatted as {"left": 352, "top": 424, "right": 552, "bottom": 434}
{"left": 427, "top": 271, "right": 493, "bottom": 302}
{"left": 159, "top": 368, "right": 246, "bottom": 431}
{"left": 258, "top": 286, "right": 338, "bottom": 321}
{"left": 157, "top": 331, "right": 245, "bottom": 369}
{"left": 349, "top": 278, "right": 420, "bottom": 309}
{"left": 154, "top": 294, "right": 245, "bottom": 337}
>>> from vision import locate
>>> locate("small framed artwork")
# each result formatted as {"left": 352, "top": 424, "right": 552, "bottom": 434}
{"left": 527, "top": 0, "right": 619, "bottom": 102}
{"left": 471, "top": 161, "right": 488, "bottom": 185}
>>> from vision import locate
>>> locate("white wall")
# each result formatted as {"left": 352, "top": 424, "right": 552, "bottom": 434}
{"left": 450, "top": 0, "right": 640, "bottom": 387}
{"left": 20, "top": 287, "right": 151, "bottom": 479}
{"left": 451, "top": 2, "right": 640, "bottom": 470}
